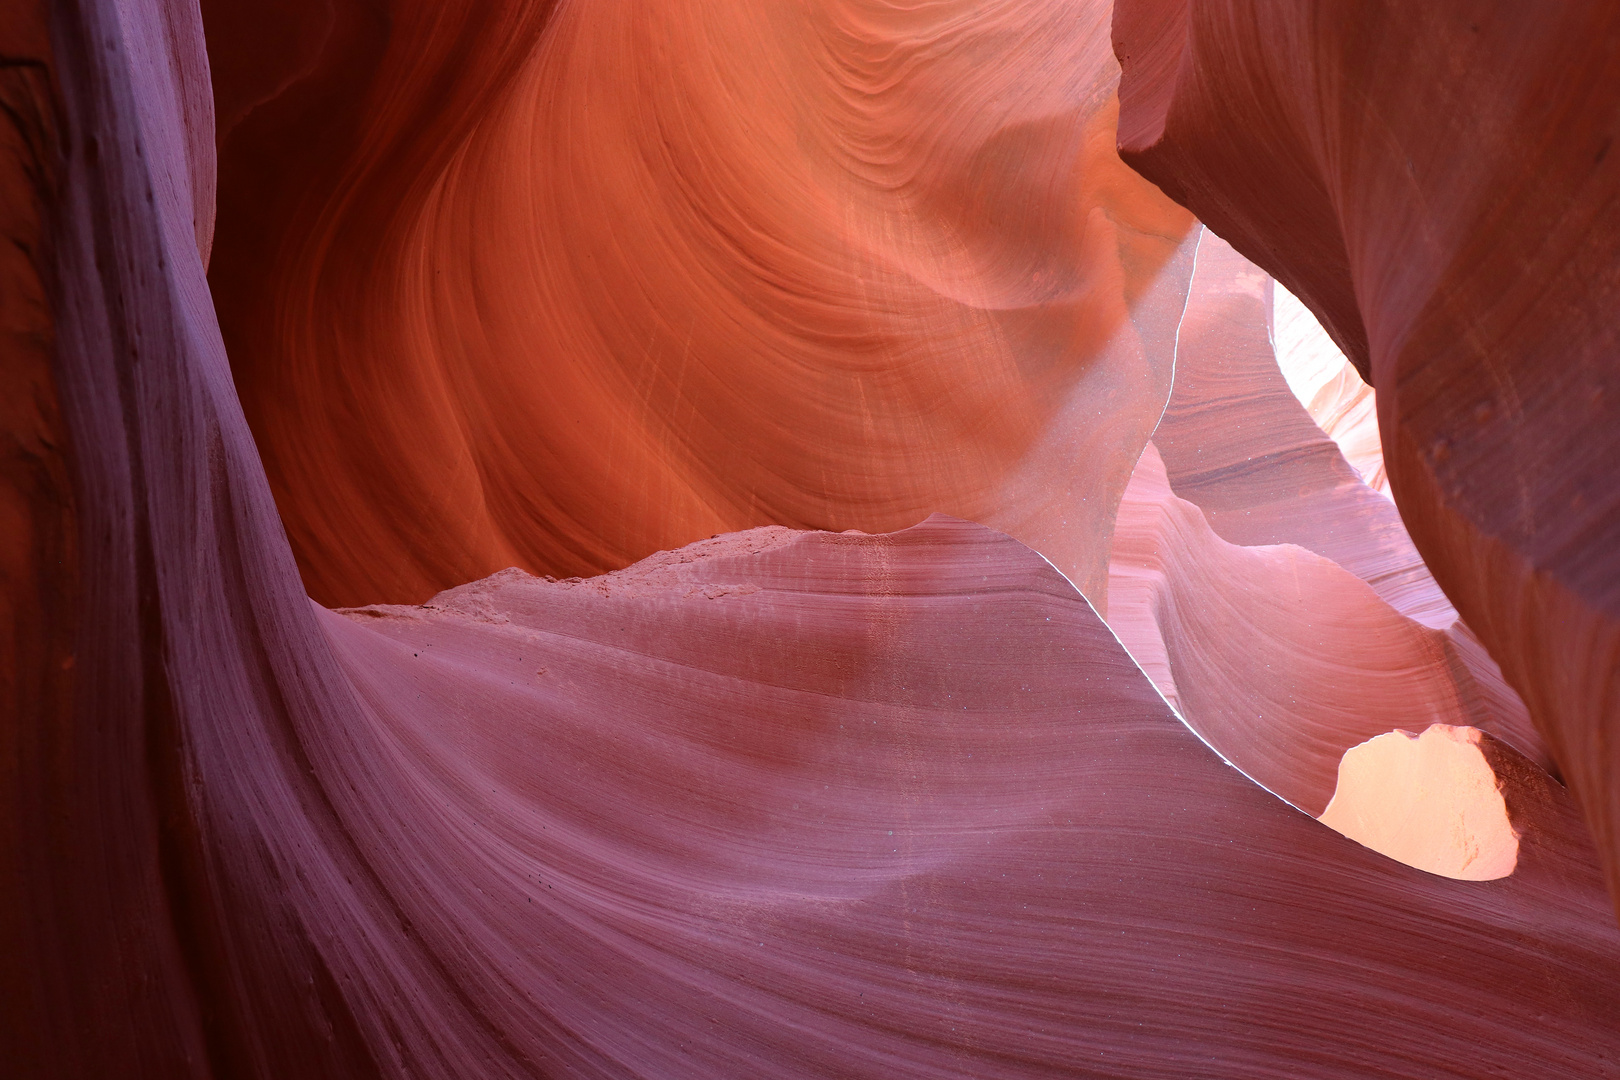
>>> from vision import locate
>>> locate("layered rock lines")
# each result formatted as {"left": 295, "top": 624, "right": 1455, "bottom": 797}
{"left": 5, "top": 0, "right": 1619, "bottom": 1075}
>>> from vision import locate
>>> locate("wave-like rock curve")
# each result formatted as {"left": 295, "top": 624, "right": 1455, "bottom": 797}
{"left": 1113, "top": 0, "right": 1620, "bottom": 914}
{"left": 205, "top": 0, "right": 1196, "bottom": 610}
{"left": 8, "top": 0, "right": 1620, "bottom": 1074}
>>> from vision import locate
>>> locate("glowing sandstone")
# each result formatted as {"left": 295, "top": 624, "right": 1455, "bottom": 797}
{"left": 9, "top": 0, "right": 1620, "bottom": 1074}
{"left": 1321, "top": 725, "right": 1518, "bottom": 882}
{"left": 1119, "top": 230, "right": 1546, "bottom": 773}
{"left": 1152, "top": 233, "right": 1452, "bottom": 626}
{"left": 204, "top": 0, "right": 1196, "bottom": 610}
{"left": 1114, "top": 0, "right": 1620, "bottom": 913}
{"left": 1105, "top": 230, "right": 1549, "bottom": 880}
{"left": 1108, "top": 441, "right": 1490, "bottom": 816}
{"left": 1273, "top": 284, "right": 1390, "bottom": 498}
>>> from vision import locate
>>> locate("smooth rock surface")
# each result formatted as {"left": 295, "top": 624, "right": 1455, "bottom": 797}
{"left": 297, "top": 515, "right": 1620, "bottom": 1077}
{"left": 1114, "top": 0, "right": 1620, "bottom": 914}
{"left": 10, "top": 0, "right": 1620, "bottom": 1074}
{"left": 203, "top": 0, "right": 1195, "bottom": 610}
{"left": 1149, "top": 229, "right": 1546, "bottom": 771}
{"left": 1108, "top": 442, "right": 1526, "bottom": 821}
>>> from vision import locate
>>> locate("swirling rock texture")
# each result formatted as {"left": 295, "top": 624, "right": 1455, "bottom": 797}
{"left": 202, "top": 0, "right": 1196, "bottom": 610}
{"left": 1155, "top": 233, "right": 1452, "bottom": 626}
{"left": 1110, "top": 441, "right": 1484, "bottom": 814}
{"left": 305, "top": 516, "right": 1620, "bottom": 1077}
{"left": 1107, "top": 440, "right": 1537, "bottom": 879}
{"left": 1114, "top": 0, "right": 1620, "bottom": 914}
{"left": 7, "top": 0, "right": 1620, "bottom": 1077}
{"left": 1108, "top": 229, "right": 1549, "bottom": 785}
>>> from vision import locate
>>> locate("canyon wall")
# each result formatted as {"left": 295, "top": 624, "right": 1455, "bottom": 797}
{"left": 1114, "top": 0, "right": 1620, "bottom": 914}
{"left": 204, "top": 0, "right": 1194, "bottom": 610}
{"left": 4, "top": 0, "right": 1618, "bottom": 1075}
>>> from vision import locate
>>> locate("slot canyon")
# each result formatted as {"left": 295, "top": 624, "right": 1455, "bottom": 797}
{"left": 3, "top": 0, "right": 1619, "bottom": 1076}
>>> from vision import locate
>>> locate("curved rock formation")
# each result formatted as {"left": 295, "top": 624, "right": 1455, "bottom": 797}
{"left": 1103, "top": 226, "right": 1562, "bottom": 879}
{"left": 1109, "top": 230, "right": 1545, "bottom": 775}
{"left": 204, "top": 0, "right": 1195, "bottom": 609}
{"left": 1153, "top": 233, "right": 1451, "bottom": 626}
{"left": 1114, "top": 0, "right": 1620, "bottom": 912}
{"left": 10, "top": 0, "right": 1620, "bottom": 1074}
{"left": 303, "top": 515, "right": 1620, "bottom": 1076}
{"left": 1109, "top": 441, "right": 1493, "bottom": 817}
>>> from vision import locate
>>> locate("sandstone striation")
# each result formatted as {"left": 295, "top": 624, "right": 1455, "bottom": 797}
{"left": 1130, "top": 229, "right": 1547, "bottom": 773}
{"left": 204, "top": 0, "right": 1195, "bottom": 610}
{"left": 299, "top": 516, "right": 1620, "bottom": 1076}
{"left": 1109, "top": 442, "right": 1490, "bottom": 817}
{"left": 7, "top": 0, "right": 1620, "bottom": 1074}
{"left": 1114, "top": 0, "right": 1620, "bottom": 913}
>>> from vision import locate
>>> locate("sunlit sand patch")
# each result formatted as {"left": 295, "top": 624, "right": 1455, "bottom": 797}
{"left": 1319, "top": 724, "right": 1518, "bottom": 881}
